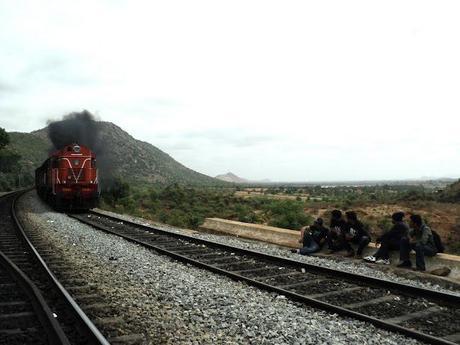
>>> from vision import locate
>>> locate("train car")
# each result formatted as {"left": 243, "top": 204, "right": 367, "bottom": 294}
{"left": 35, "top": 143, "right": 100, "bottom": 210}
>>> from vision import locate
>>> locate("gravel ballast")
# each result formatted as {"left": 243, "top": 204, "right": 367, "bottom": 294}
{"left": 17, "top": 191, "right": 424, "bottom": 344}
{"left": 95, "top": 208, "right": 460, "bottom": 296}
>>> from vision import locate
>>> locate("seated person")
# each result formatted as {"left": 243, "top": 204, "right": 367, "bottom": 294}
{"left": 326, "top": 209, "right": 347, "bottom": 253}
{"left": 343, "top": 211, "right": 371, "bottom": 258}
{"left": 291, "top": 218, "right": 329, "bottom": 255}
{"left": 397, "top": 214, "right": 437, "bottom": 271}
{"left": 364, "top": 211, "right": 408, "bottom": 265}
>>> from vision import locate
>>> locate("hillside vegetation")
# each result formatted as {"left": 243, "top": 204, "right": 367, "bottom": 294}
{"left": 101, "top": 183, "right": 313, "bottom": 231}
{"left": 101, "top": 182, "right": 460, "bottom": 254}
{"left": 438, "top": 179, "right": 460, "bottom": 203}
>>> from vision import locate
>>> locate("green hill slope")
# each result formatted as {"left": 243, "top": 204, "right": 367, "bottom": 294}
{"left": 1, "top": 121, "right": 223, "bottom": 190}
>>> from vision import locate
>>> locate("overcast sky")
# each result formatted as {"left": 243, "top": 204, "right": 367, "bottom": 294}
{"left": 1, "top": 1, "right": 459, "bottom": 182}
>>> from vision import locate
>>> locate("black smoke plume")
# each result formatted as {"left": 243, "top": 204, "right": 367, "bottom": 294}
{"left": 47, "top": 110, "right": 111, "bottom": 186}
{"left": 48, "top": 110, "right": 100, "bottom": 150}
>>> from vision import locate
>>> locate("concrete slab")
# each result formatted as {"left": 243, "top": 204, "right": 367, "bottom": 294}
{"left": 200, "top": 218, "right": 299, "bottom": 248}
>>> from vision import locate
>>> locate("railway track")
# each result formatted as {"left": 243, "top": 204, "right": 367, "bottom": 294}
{"left": 0, "top": 249, "right": 67, "bottom": 344}
{"left": 0, "top": 191, "right": 110, "bottom": 345}
{"left": 70, "top": 210, "right": 460, "bottom": 345}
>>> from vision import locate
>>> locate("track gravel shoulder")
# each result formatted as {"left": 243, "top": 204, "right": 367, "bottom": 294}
{"left": 17, "top": 191, "right": 423, "bottom": 345}
{"left": 94, "top": 208, "right": 460, "bottom": 295}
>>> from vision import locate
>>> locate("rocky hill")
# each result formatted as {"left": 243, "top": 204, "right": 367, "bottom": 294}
{"left": 215, "top": 172, "right": 249, "bottom": 183}
{"left": 6, "top": 121, "right": 223, "bottom": 187}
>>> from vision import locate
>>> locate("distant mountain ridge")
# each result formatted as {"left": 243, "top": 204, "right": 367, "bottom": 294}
{"left": 215, "top": 172, "right": 249, "bottom": 183}
{"left": 8, "top": 121, "right": 223, "bottom": 186}
{"left": 215, "top": 172, "right": 271, "bottom": 183}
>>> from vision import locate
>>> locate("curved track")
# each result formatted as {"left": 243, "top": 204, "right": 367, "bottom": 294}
{"left": 70, "top": 210, "right": 460, "bottom": 345}
{"left": 0, "top": 248, "right": 68, "bottom": 344}
{"left": 0, "top": 191, "right": 110, "bottom": 345}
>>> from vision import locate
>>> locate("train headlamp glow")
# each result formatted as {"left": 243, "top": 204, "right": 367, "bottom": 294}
{"left": 73, "top": 145, "right": 81, "bottom": 153}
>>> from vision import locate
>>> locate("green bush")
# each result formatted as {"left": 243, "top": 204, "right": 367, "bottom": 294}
{"left": 377, "top": 217, "right": 393, "bottom": 233}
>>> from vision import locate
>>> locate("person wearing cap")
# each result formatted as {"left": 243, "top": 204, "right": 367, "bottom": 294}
{"left": 397, "top": 214, "right": 437, "bottom": 271}
{"left": 364, "top": 211, "right": 409, "bottom": 265}
{"left": 343, "top": 211, "right": 371, "bottom": 258}
{"left": 291, "top": 218, "right": 329, "bottom": 255}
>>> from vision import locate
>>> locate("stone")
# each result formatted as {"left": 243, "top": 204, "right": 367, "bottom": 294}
{"left": 429, "top": 266, "right": 451, "bottom": 277}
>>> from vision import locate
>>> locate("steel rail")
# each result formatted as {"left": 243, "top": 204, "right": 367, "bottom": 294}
{"left": 0, "top": 249, "right": 70, "bottom": 345}
{"left": 8, "top": 190, "right": 111, "bottom": 345}
{"left": 89, "top": 210, "right": 460, "bottom": 304}
{"left": 72, "top": 210, "right": 460, "bottom": 345}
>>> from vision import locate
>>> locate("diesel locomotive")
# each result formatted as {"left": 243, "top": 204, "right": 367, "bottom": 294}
{"left": 35, "top": 143, "right": 100, "bottom": 210}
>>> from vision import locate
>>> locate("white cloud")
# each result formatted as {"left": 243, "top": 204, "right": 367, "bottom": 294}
{"left": 1, "top": 0, "right": 460, "bottom": 181}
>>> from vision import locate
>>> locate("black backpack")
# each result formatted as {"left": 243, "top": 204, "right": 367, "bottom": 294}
{"left": 432, "top": 230, "right": 445, "bottom": 253}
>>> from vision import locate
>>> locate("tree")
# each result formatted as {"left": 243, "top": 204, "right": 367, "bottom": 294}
{"left": 0, "top": 128, "right": 9, "bottom": 149}
{"left": 0, "top": 151, "right": 21, "bottom": 173}
{"left": 0, "top": 129, "right": 21, "bottom": 174}
{"left": 103, "top": 177, "right": 130, "bottom": 204}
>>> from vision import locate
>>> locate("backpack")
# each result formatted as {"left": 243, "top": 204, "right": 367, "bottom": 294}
{"left": 431, "top": 230, "right": 445, "bottom": 253}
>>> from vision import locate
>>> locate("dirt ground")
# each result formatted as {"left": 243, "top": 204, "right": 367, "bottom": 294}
{"left": 304, "top": 202, "right": 460, "bottom": 253}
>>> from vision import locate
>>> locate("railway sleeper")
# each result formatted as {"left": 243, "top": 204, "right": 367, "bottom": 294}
{"left": 0, "top": 248, "right": 27, "bottom": 254}
{"left": 73, "top": 293, "right": 101, "bottom": 304}
{"left": 384, "top": 306, "right": 443, "bottom": 324}
{"left": 57, "top": 277, "right": 88, "bottom": 285}
{"left": 257, "top": 271, "right": 306, "bottom": 281}
{"left": 342, "top": 294, "right": 397, "bottom": 309}
{"left": 277, "top": 278, "right": 332, "bottom": 290}
{"left": 213, "top": 260, "right": 266, "bottom": 270}
{"left": 66, "top": 284, "right": 96, "bottom": 293}
{"left": 443, "top": 332, "right": 460, "bottom": 343}
{"left": 93, "top": 316, "right": 124, "bottom": 327}
{"left": 308, "top": 286, "right": 365, "bottom": 299}
{"left": 0, "top": 311, "right": 36, "bottom": 328}
{"left": 0, "top": 301, "right": 30, "bottom": 314}
{"left": 200, "top": 255, "right": 249, "bottom": 264}
{"left": 47, "top": 264, "right": 78, "bottom": 272}
{"left": 232, "top": 266, "right": 282, "bottom": 275}
{"left": 159, "top": 245, "right": 209, "bottom": 252}
{"left": 81, "top": 302, "right": 112, "bottom": 312}
{"left": 180, "top": 250, "right": 220, "bottom": 257}
{"left": 107, "top": 333, "right": 145, "bottom": 345}
{"left": 0, "top": 327, "right": 39, "bottom": 335}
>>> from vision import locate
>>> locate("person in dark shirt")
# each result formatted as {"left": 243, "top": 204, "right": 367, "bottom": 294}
{"left": 342, "top": 211, "right": 371, "bottom": 258}
{"left": 398, "top": 214, "right": 437, "bottom": 271}
{"left": 326, "top": 210, "right": 347, "bottom": 253}
{"left": 291, "top": 218, "right": 329, "bottom": 255}
{"left": 364, "top": 211, "right": 409, "bottom": 265}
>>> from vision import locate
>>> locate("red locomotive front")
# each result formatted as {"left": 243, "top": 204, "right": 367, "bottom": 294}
{"left": 35, "top": 143, "right": 100, "bottom": 210}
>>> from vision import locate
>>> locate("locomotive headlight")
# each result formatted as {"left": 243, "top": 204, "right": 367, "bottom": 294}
{"left": 73, "top": 145, "right": 81, "bottom": 153}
